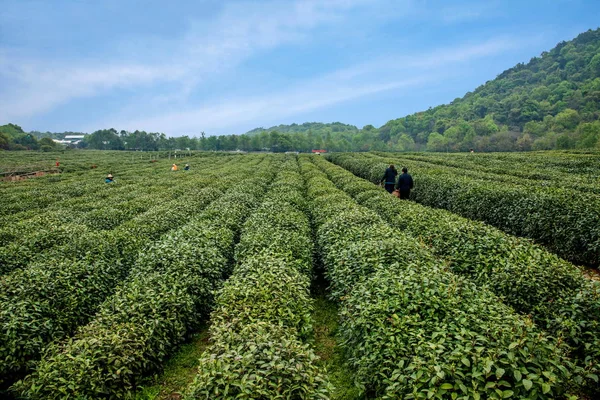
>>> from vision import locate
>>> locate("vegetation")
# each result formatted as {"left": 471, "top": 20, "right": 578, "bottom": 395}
{"left": 13, "top": 157, "right": 273, "bottom": 398}
{"left": 2, "top": 150, "right": 600, "bottom": 399}
{"left": 319, "top": 154, "right": 600, "bottom": 394}
{"left": 3, "top": 28, "right": 599, "bottom": 154}
{"left": 327, "top": 152, "right": 600, "bottom": 267}
{"left": 185, "top": 159, "right": 330, "bottom": 398}
{"left": 299, "top": 156, "right": 577, "bottom": 398}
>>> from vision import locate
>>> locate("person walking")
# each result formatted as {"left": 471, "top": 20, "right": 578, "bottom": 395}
{"left": 395, "top": 167, "right": 414, "bottom": 199}
{"left": 380, "top": 164, "right": 398, "bottom": 194}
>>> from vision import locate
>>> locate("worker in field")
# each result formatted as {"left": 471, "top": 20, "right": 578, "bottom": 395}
{"left": 395, "top": 167, "right": 414, "bottom": 199}
{"left": 105, "top": 174, "right": 114, "bottom": 183}
{"left": 171, "top": 164, "right": 178, "bottom": 171}
{"left": 380, "top": 164, "right": 398, "bottom": 193}
{"left": 184, "top": 164, "right": 190, "bottom": 171}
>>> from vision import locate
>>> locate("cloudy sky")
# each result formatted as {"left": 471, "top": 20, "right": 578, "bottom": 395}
{"left": 1, "top": 0, "right": 599, "bottom": 136}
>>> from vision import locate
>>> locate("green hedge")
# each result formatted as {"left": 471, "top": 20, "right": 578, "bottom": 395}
{"left": 0, "top": 180, "right": 232, "bottom": 384}
{"left": 387, "top": 152, "right": 600, "bottom": 195}
{"left": 185, "top": 158, "right": 331, "bottom": 399}
{"left": 12, "top": 158, "right": 274, "bottom": 398}
{"left": 299, "top": 156, "right": 574, "bottom": 398}
{"left": 319, "top": 154, "right": 600, "bottom": 391}
{"left": 327, "top": 152, "right": 600, "bottom": 267}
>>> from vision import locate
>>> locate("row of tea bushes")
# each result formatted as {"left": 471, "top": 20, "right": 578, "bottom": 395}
{"left": 327, "top": 152, "right": 600, "bottom": 267}
{"left": 386, "top": 152, "right": 600, "bottom": 195}
{"left": 13, "top": 157, "right": 277, "bottom": 399}
{"left": 185, "top": 158, "right": 331, "bottom": 399}
{"left": 0, "top": 157, "right": 259, "bottom": 384}
{"left": 0, "top": 186, "right": 224, "bottom": 383}
{"left": 0, "top": 156, "right": 161, "bottom": 217}
{"left": 313, "top": 155, "right": 600, "bottom": 393}
{"left": 0, "top": 152, "right": 235, "bottom": 246}
{"left": 394, "top": 151, "right": 600, "bottom": 178}
{"left": 299, "top": 156, "right": 574, "bottom": 399}
{"left": 0, "top": 151, "right": 233, "bottom": 228}
{"left": 0, "top": 165, "right": 184, "bottom": 272}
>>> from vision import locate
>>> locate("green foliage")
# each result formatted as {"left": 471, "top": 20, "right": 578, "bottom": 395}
{"left": 322, "top": 153, "right": 600, "bottom": 393}
{"left": 0, "top": 163, "right": 240, "bottom": 384}
{"left": 331, "top": 152, "right": 600, "bottom": 267}
{"left": 8, "top": 156, "right": 275, "bottom": 398}
{"left": 299, "top": 156, "right": 575, "bottom": 398}
{"left": 185, "top": 158, "right": 331, "bottom": 399}
{"left": 185, "top": 323, "right": 329, "bottom": 400}
{"left": 343, "top": 265, "right": 570, "bottom": 400}
{"left": 0, "top": 123, "right": 26, "bottom": 138}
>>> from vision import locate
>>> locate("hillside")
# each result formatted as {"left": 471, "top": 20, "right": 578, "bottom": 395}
{"left": 3, "top": 28, "right": 600, "bottom": 153}
{"left": 240, "top": 28, "right": 600, "bottom": 152}
{"left": 245, "top": 122, "right": 358, "bottom": 136}
{"left": 378, "top": 27, "right": 600, "bottom": 151}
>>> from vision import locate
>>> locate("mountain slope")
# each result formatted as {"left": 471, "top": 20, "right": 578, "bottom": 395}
{"left": 379, "top": 28, "right": 600, "bottom": 151}
{"left": 4, "top": 29, "right": 600, "bottom": 152}
{"left": 240, "top": 28, "right": 600, "bottom": 152}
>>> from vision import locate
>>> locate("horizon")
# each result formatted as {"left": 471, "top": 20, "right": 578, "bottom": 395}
{"left": 1, "top": 0, "right": 600, "bottom": 137}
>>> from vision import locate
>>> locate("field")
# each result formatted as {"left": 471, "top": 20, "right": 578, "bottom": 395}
{"left": 1, "top": 150, "right": 600, "bottom": 399}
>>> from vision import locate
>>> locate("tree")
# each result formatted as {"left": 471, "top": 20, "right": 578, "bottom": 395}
{"left": 576, "top": 122, "right": 600, "bottom": 148}
{"left": 394, "top": 134, "right": 415, "bottom": 151}
{"left": 426, "top": 132, "right": 449, "bottom": 152}
{"left": 86, "top": 129, "right": 124, "bottom": 150}
{"left": 14, "top": 134, "right": 39, "bottom": 150}
{"left": 0, "top": 132, "right": 9, "bottom": 150}
{"left": 554, "top": 109, "right": 580, "bottom": 131}
{"left": 39, "top": 137, "right": 57, "bottom": 149}
{"left": 588, "top": 53, "right": 600, "bottom": 76}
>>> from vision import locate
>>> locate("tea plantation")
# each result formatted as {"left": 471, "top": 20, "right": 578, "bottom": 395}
{"left": 1, "top": 150, "right": 599, "bottom": 399}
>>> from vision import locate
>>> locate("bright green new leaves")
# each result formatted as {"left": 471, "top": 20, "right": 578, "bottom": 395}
{"left": 13, "top": 157, "right": 274, "bottom": 399}
{"left": 185, "top": 158, "right": 331, "bottom": 399}
{"left": 186, "top": 322, "right": 330, "bottom": 400}
{"left": 300, "top": 155, "right": 572, "bottom": 399}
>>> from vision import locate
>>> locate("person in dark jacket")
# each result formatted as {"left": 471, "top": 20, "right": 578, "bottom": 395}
{"left": 395, "top": 167, "right": 413, "bottom": 199}
{"left": 380, "top": 164, "right": 398, "bottom": 193}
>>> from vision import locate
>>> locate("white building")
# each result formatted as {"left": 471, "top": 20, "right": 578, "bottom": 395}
{"left": 54, "top": 135, "right": 86, "bottom": 146}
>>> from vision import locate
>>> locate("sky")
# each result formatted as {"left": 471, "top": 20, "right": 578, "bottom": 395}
{"left": 1, "top": 0, "right": 599, "bottom": 137}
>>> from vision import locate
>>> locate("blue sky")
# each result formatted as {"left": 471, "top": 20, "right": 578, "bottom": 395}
{"left": 1, "top": 0, "right": 599, "bottom": 136}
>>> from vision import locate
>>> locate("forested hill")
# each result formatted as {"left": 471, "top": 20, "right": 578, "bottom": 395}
{"left": 241, "top": 28, "right": 600, "bottom": 152}
{"left": 2, "top": 29, "right": 599, "bottom": 152}
{"left": 246, "top": 122, "right": 358, "bottom": 136}
{"left": 376, "top": 27, "right": 600, "bottom": 151}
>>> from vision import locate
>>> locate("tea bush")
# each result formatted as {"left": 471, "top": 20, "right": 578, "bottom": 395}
{"left": 327, "top": 152, "right": 600, "bottom": 267}
{"left": 299, "top": 156, "right": 573, "bottom": 398}
{"left": 316, "top": 155, "right": 600, "bottom": 392}
{"left": 185, "top": 158, "right": 331, "bottom": 399}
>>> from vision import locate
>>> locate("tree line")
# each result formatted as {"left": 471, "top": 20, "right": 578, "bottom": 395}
{"left": 2, "top": 28, "right": 600, "bottom": 153}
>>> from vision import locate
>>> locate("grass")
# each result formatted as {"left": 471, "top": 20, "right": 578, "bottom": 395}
{"left": 134, "top": 326, "right": 211, "bottom": 400}
{"left": 311, "top": 265, "right": 364, "bottom": 400}
{"left": 134, "top": 265, "right": 362, "bottom": 399}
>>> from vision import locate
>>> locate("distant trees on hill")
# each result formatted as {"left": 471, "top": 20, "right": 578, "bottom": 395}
{"left": 3, "top": 28, "right": 600, "bottom": 153}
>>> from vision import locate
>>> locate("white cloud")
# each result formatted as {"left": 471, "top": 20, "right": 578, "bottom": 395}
{"left": 109, "top": 76, "right": 430, "bottom": 135}
{"left": 0, "top": 0, "right": 526, "bottom": 134}
{"left": 102, "top": 37, "right": 519, "bottom": 135}
{"left": 0, "top": 0, "right": 384, "bottom": 122}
